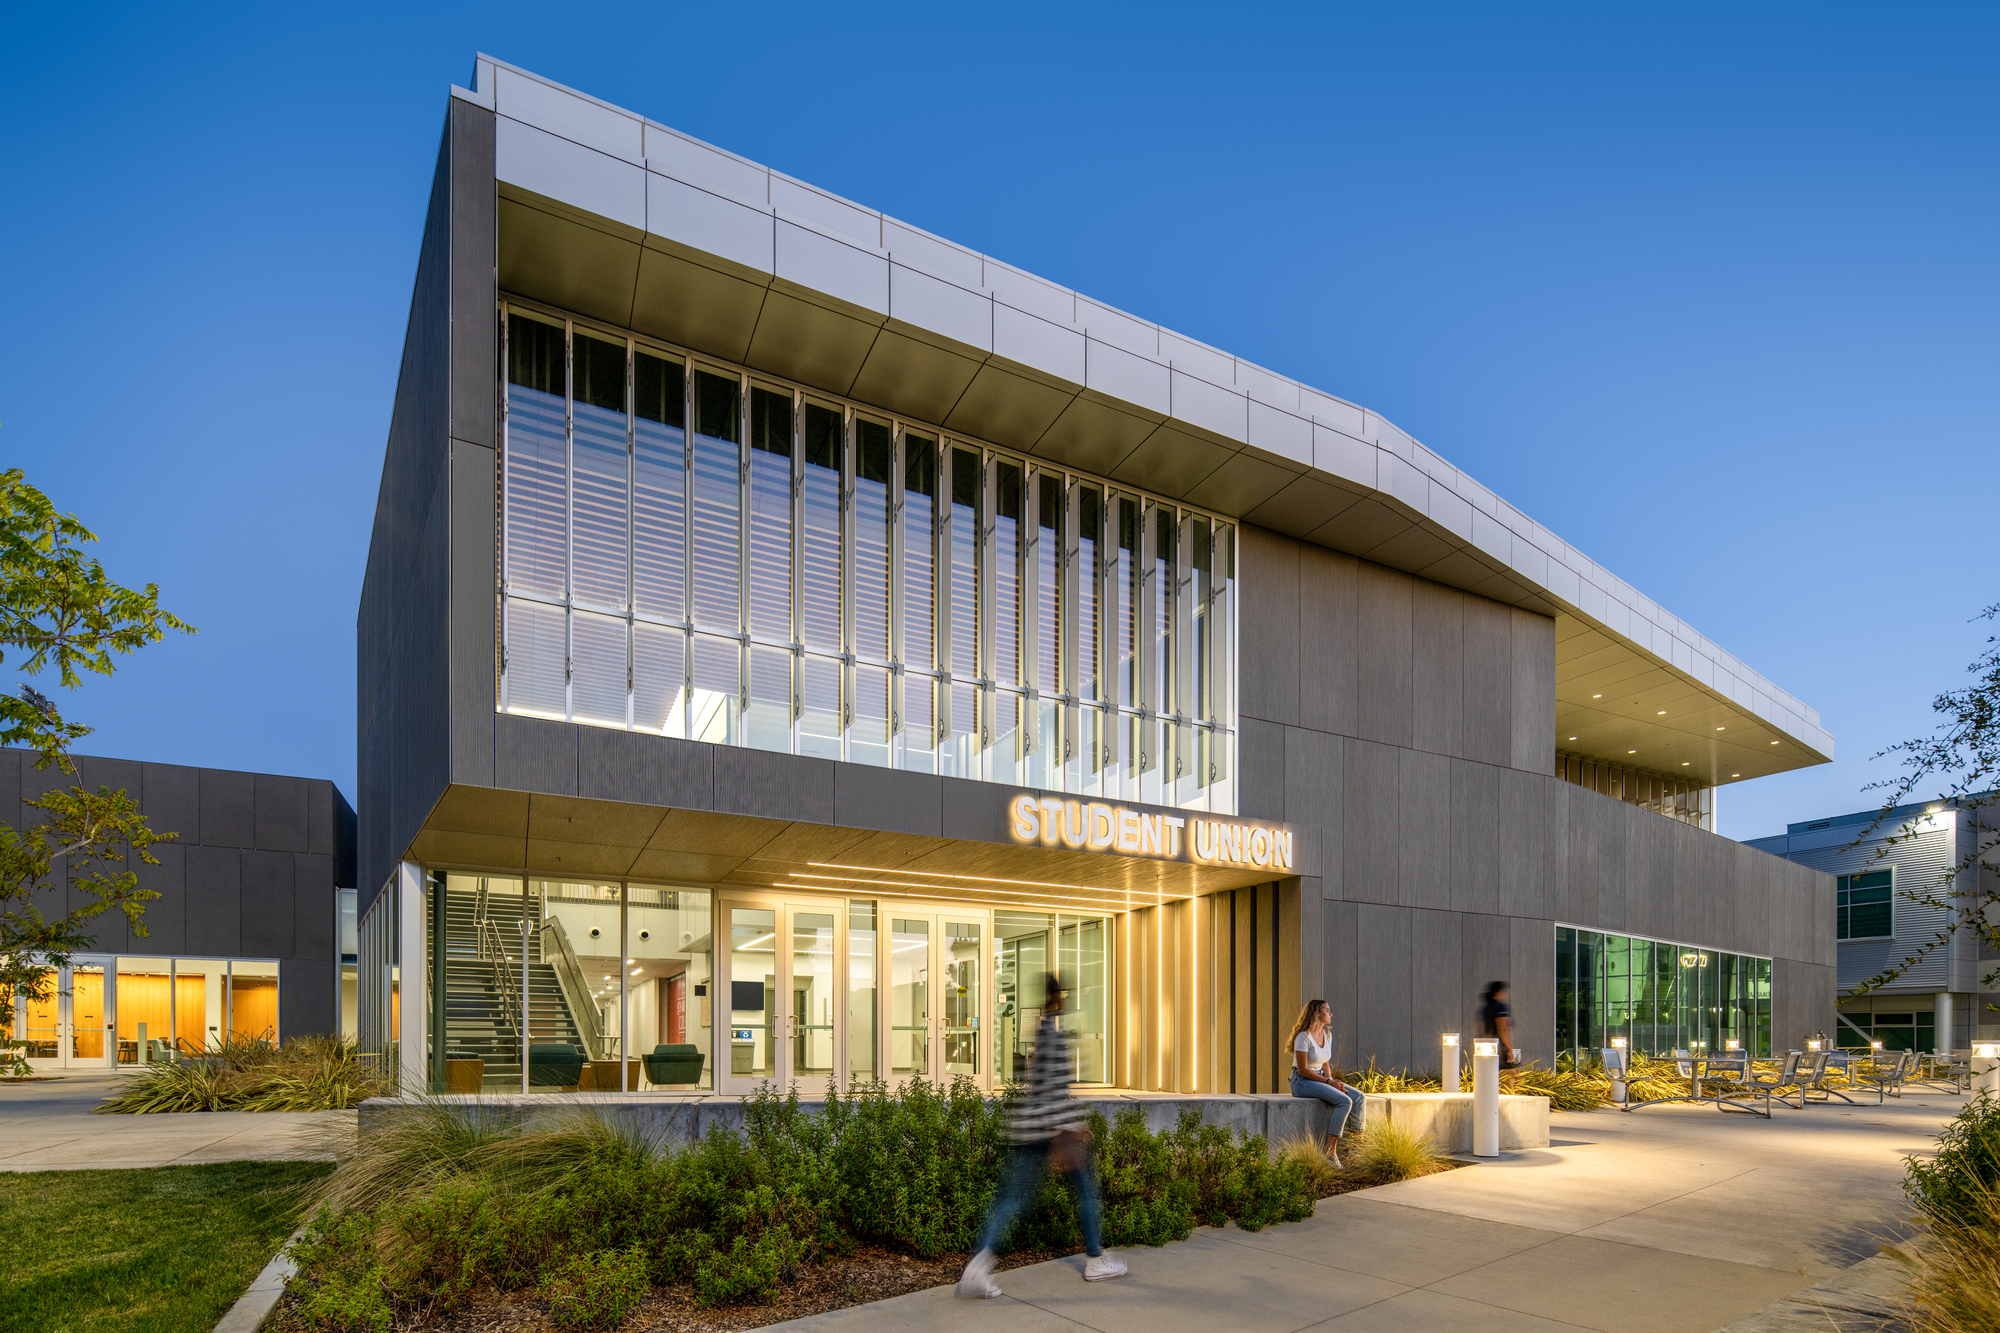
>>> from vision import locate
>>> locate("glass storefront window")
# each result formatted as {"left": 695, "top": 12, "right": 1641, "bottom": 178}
{"left": 890, "top": 917, "right": 929, "bottom": 1079}
{"left": 1557, "top": 924, "right": 1771, "bottom": 1065}
{"left": 626, "top": 884, "right": 711, "bottom": 1089}
{"left": 730, "top": 908, "right": 776, "bottom": 1081}
{"left": 228, "top": 960, "right": 279, "bottom": 1043}
{"left": 117, "top": 958, "right": 173, "bottom": 1063}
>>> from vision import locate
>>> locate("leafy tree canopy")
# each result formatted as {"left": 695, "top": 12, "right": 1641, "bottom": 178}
{"left": 0, "top": 467, "right": 194, "bottom": 1049}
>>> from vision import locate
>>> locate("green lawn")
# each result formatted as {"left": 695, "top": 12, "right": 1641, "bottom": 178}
{"left": 0, "top": 1161, "right": 329, "bottom": 1333}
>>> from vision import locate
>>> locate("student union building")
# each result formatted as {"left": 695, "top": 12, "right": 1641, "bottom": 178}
{"left": 355, "top": 57, "right": 1836, "bottom": 1095}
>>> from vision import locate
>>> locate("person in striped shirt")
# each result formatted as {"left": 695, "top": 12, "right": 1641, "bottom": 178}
{"left": 957, "top": 973, "right": 1128, "bottom": 1297}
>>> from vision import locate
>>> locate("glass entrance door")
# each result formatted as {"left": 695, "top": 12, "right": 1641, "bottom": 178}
{"left": 719, "top": 897, "right": 843, "bottom": 1094}
{"left": 886, "top": 911, "right": 986, "bottom": 1087}
{"left": 14, "top": 958, "right": 117, "bottom": 1071}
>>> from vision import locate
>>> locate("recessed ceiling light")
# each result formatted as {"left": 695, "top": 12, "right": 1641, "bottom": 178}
{"left": 1682, "top": 762, "right": 1690, "bottom": 766}
{"left": 1628, "top": 750, "right": 1637, "bottom": 754}
{"left": 1592, "top": 693, "right": 1602, "bottom": 699}
{"left": 1715, "top": 726, "right": 1725, "bottom": 731}
{"left": 1770, "top": 741, "right": 1779, "bottom": 745}
{"left": 1569, "top": 735, "right": 1578, "bottom": 740}
{"left": 1731, "top": 773, "right": 1740, "bottom": 777}
{"left": 1657, "top": 710, "right": 1667, "bottom": 715}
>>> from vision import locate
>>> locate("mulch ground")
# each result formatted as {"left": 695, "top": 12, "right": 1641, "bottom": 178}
{"left": 393, "top": 1245, "right": 1064, "bottom": 1333}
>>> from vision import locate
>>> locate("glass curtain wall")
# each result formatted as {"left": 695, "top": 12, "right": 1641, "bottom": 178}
{"left": 1555, "top": 924, "right": 1771, "bottom": 1065}
{"left": 498, "top": 305, "right": 1237, "bottom": 812}
{"left": 992, "top": 910, "right": 1113, "bottom": 1085}
{"left": 432, "top": 873, "right": 713, "bottom": 1092}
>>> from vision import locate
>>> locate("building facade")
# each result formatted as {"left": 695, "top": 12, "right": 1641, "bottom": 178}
{"left": 3, "top": 748, "right": 356, "bottom": 1069}
{"left": 356, "top": 57, "right": 1837, "bottom": 1093}
{"left": 1747, "top": 797, "right": 1998, "bottom": 1052}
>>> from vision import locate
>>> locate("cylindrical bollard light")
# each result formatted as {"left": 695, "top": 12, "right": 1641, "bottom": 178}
{"left": 1609, "top": 1036, "right": 1628, "bottom": 1104}
{"left": 1442, "top": 1032, "right": 1461, "bottom": 1092}
{"left": 1473, "top": 1038, "right": 1501, "bottom": 1157}
{"left": 1975, "top": 1042, "right": 2000, "bottom": 1096}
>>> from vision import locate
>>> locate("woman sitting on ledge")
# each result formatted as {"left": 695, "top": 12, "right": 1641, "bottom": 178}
{"left": 1286, "top": 999, "right": 1365, "bottom": 1166}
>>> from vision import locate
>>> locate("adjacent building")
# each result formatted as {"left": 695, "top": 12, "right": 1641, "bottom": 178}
{"left": 3, "top": 748, "right": 356, "bottom": 1070}
{"left": 1747, "top": 796, "right": 1998, "bottom": 1052}
{"left": 355, "top": 56, "right": 1837, "bottom": 1094}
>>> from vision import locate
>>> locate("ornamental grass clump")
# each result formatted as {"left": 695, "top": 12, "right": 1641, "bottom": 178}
{"left": 1890, "top": 1094, "right": 2000, "bottom": 1333}
{"left": 96, "top": 1033, "right": 388, "bottom": 1114}
{"left": 1345, "top": 1119, "right": 1453, "bottom": 1185}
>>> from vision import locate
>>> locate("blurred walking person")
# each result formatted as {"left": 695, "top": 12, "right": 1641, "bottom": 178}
{"left": 958, "top": 974, "right": 1127, "bottom": 1297}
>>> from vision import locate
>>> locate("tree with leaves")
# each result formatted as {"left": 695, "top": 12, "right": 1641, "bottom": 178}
{"left": 0, "top": 468, "right": 194, "bottom": 1069}
{"left": 1845, "top": 603, "right": 2000, "bottom": 1010}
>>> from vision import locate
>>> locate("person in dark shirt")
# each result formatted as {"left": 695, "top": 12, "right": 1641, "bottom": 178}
{"left": 1480, "top": 980, "right": 1520, "bottom": 1069}
{"left": 958, "top": 974, "right": 1127, "bottom": 1297}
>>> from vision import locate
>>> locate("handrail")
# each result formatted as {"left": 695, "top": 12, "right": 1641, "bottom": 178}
{"left": 539, "top": 915, "right": 607, "bottom": 1060}
{"left": 475, "top": 899, "right": 520, "bottom": 1045}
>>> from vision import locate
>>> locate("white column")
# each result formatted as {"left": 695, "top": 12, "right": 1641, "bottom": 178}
{"left": 396, "top": 861, "right": 427, "bottom": 1095}
{"left": 1935, "top": 991, "right": 1954, "bottom": 1055}
{"left": 1472, "top": 1038, "right": 1500, "bottom": 1157}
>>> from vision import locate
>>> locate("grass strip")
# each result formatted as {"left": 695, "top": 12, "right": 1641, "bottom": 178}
{"left": 0, "top": 1160, "right": 329, "bottom": 1333}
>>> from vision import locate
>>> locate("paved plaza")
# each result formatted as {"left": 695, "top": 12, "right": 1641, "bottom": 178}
{"left": 0, "top": 1073, "right": 351, "bottom": 1171}
{"left": 769, "top": 1089, "right": 1955, "bottom": 1333}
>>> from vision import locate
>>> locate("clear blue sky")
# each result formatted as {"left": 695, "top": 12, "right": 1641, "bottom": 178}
{"left": 2, "top": 3, "right": 1992, "bottom": 840}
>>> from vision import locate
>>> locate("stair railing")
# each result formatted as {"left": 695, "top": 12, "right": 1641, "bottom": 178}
{"left": 539, "top": 915, "right": 608, "bottom": 1060}
{"left": 474, "top": 891, "right": 521, "bottom": 1045}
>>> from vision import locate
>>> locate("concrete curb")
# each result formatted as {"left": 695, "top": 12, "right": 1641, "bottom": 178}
{"left": 213, "top": 1226, "right": 305, "bottom": 1333}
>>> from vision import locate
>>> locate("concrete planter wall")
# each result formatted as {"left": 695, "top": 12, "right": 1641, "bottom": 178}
{"left": 358, "top": 1088, "right": 1550, "bottom": 1154}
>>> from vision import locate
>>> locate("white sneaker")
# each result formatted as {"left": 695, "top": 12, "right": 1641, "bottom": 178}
{"left": 956, "top": 1248, "right": 1002, "bottom": 1298}
{"left": 1084, "top": 1253, "right": 1128, "bottom": 1282}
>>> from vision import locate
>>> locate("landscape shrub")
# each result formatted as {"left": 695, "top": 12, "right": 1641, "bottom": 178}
{"left": 97, "top": 1034, "right": 388, "bottom": 1114}
{"left": 540, "top": 1247, "right": 649, "bottom": 1329}
{"left": 284, "top": 1211, "right": 393, "bottom": 1333}
{"left": 1905, "top": 1091, "right": 2000, "bottom": 1231}
{"left": 286, "top": 1078, "right": 1319, "bottom": 1326}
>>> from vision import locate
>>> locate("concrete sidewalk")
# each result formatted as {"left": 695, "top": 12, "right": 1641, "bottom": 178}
{"left": 770, "top": 1089, "right": 1955, "bottom": 1333}
{"left": 0, "top": 1073, "right": 352, "bottom": 1171}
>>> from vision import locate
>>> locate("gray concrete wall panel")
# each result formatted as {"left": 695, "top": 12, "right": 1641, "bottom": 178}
{"left": 239, "top": 850, "right": 297, "bottom": 959}
{"left": 1355, "top": 564, "right": 1413, "bottom": 748}
{"left": 254, "top": 774, "right": 310, "bottom": 852}
{"left": 1236, "top": 717, "right": 1286, "bottom": 823}
{"left": 495, "top": 714, "right": 579, "bottom": 795}
{"left": 183, "top": 846, "right": 243, "bottom": 957}
{"left": 1297, "top": 547, "right": 1358, "bottom": 737}
{"left": 1355, "top": 903, "right": 1414, "bottom": 1070}
{"left": 576, "top": 728, "right": 712, "bottom": 809}
{"left": 713, "top": 747, "right": 834, "bottom": 825}
{"left": 199, "top": 769, "right": 256, "bottom": 849}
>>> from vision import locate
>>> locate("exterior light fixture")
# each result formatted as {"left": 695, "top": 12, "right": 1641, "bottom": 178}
{"left": 1732, "top": 773, "right": 1741, "bottom": 777}
{"left": 1682, "top": 762, "right": 1690, "bottom": 766}
{"left": 1569, "top": 736, "right": 1578, "bottom": 740}
{"left": 1473, "top": 1038, "right": 1499, "bottom": 1057}
{"left": 1973, "top": 1042, "right": 2000, "bottom": 1058}
{"left": 1871, "top": 1040, "right": 1884, "bottom": 1050}
{"left": 1592, "top": 693, "right": 1602, "bottom": 698}
{"left": 1771, "top": 741, "right": 1779, "bottom": 745}
{"left": 1807, "top": 1039, "right": 1822, "bottom": 1051}
{"left": 1611, "top": 1036, "right": 1627, "bottom": 1050}
{"left": 1657, "top": 710, "right": 1667, "bottom": 715}
{"left": 1715, "top": 726, "right": 1725, "bottom": 731}
{"left": 1628, "top": 750, "right": 1637, "bottom": 755}
{"left": 1443, "top": 1033, "right": 1460, "bottom": 1046}
{"left": 1724, "top": 1039, "right": 1740, "bottom": 1051}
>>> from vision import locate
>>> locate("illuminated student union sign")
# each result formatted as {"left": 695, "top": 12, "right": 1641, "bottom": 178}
{"left": 1007, "top": 794, "right": 1298, "bottom": 872}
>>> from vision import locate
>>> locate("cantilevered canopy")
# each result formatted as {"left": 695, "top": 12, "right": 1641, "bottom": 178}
{"left": 465, "top": 55, "right": 1832, "bottom": 787}
{"left": 411, "top": 786, "right": 1278, "bottom": 914}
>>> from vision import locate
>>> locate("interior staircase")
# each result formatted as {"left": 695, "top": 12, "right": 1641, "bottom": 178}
{"left": 441, "top": 886, "right": 589, "bottom": 1087}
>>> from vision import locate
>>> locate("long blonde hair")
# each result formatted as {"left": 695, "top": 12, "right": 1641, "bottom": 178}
{"left": 1284, "top": 999, "right": 1330, "bottom": 1056}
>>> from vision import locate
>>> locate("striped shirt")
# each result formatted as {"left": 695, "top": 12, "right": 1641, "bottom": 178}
{"left": 1007, "top": 1012, "right": 1083, "bottom": 1144}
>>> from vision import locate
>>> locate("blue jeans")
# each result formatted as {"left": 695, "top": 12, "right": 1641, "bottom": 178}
{"left": 977, "top": 1143, "right": 1104, "bottom": 1257}
{"left": 1290, "top": 1071, "right": 1365, "bottom": 1137}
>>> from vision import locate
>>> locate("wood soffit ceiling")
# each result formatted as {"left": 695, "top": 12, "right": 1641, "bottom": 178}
{"left": 411, "top": 785, "right": 1278, "bottom": 911}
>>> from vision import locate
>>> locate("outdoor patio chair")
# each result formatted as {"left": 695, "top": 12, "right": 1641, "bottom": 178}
{"left": 1852, "top": 1049, "right": 1918, "bottom": 1103}
{"left": 1740, "top": 1050, "right": 1809, "bottom": 1111}
{"left": 1910, "top": 1052, "right": 1969, "bottom": 1094}
{"left": 1796, "top": 1050, "right": 1858, "bottom": 1105}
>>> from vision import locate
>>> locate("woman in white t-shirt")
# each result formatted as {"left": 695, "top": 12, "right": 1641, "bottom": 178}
{"left": 1286, "top": 999, "right": 1365, "bottom": 1165}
